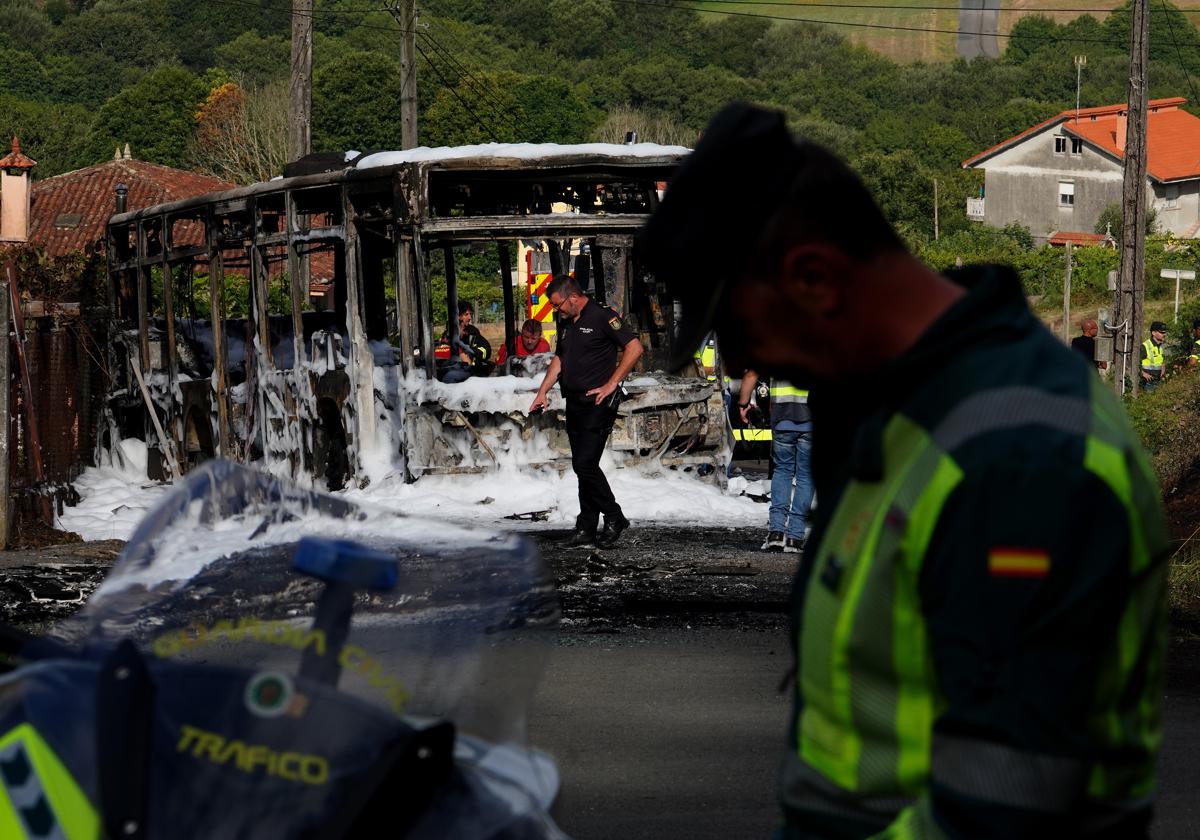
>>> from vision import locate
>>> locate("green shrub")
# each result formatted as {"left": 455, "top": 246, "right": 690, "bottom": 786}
{"left": 1125, "top": 371, "right": 1200, "bottom": 493}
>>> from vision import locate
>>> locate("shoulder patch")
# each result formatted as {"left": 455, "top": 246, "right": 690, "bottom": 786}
{"left": 609, "top": 316, "right": 623, "bottom": 330}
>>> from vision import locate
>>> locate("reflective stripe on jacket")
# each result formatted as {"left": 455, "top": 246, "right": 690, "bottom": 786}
{"left": 769, "top": 381, "right": 811, "bottom": 428}
{"left": 1142, "top": 338, "right": 1164, "bottom": 375}
{"left": 783, "top": 266, "right": 1168, "bottom": 839}
{"left": 0, "top": 724, "right": 98, "bottom": 839}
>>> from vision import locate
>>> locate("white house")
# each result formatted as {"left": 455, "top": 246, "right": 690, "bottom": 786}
{"left": 962, "top": 97, "right": 1200, "bottom": 242}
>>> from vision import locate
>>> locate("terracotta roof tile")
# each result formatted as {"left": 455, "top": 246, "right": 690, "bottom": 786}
{"left": 1047, "top": 231, "right": 1110, "bottom": 246}
{"left": 963, "top": 97, "right": 1200, "bottom": 182}
{"left": 0, "top": 136, "right": 35, "bottom": 170}
{"left": 1063, "top": 105, "right": 1200, "bottom": 182}
{"left": 29, "top": 159, "right": 232, "bottom": 257}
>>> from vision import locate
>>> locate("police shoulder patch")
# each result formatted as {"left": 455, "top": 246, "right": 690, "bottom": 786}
{"left": 609, "top": 316, "right": 622, "bottom": 330}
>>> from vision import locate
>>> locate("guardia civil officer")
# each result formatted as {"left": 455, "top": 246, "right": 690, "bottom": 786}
{"left": 530, "top": 275, "right": 643, "bottom": 548}
{"left": 638, "top": 102, "right": 1168, "bottom": 839}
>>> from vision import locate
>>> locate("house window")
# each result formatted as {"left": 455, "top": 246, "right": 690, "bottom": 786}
{"left": 1055, "top": 136, "right": 1067, "bottom": 154}
{"left": 1070, "top": 138, "right": 1084, "bottom": 155}
{"left": 1059, "top": 181, "right": 1075, "bottom": 207}
{"left": 1164, "top": 184, "right": 1180, "bottom": 210}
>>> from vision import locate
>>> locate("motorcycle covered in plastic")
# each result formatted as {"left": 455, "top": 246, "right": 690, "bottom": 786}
{"left": 0, "top": 460, "right": 566, "bottom": 839}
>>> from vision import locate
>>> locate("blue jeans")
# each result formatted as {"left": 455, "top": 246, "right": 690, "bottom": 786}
{"left": 770, "top": 429, "right": 813, "bottom": 540}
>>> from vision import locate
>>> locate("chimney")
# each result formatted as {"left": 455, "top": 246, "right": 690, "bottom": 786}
{"left": 115, "top": 183, "right": 128, "bottom": 215}
{"left": 1116, "top": 111, "right": 1127, "bottom": 153}
{"left": 0, "top": 136, "right": 36, "bottom": 243}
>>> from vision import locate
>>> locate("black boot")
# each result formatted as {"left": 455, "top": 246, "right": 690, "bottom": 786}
{"left": 561, "top": 528, "right": 597, "bottom": 548}
{"left": 597, "top": 514, "right": 630, "bottom": 548}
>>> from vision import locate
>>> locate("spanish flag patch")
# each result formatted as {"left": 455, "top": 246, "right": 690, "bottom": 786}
{"left": 988, "top": 547, "right": 1051, "bottom": 578}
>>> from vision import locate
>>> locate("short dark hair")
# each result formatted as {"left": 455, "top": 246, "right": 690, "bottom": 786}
{"left": 520, "top": 318, "right": 543, "bottom": 335}
{"left": 546, "top": 274, "right": 582, "bottom": 300}
{"left": 457, "top": 300, "right": 473, "bottom": 316}
{"left": 1192, "top": 318, "right": 1200, "bottom": 330}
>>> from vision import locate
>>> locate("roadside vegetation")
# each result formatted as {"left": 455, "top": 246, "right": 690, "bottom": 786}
{"left": 5, "top": 2, "right": 1200, "bottom": 306}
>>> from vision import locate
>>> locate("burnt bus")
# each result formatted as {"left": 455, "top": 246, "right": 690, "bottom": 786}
{"left": 103, "top": 144, "right": 729, "bottom": 488}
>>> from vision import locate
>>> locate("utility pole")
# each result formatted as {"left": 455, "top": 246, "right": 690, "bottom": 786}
{"left": 387, "top": 0, "right": 419, "bottom": 149}
{"left": 1063, "top": 242, "right": 1073, "bottom": 343}
{"left": 289, "top": 0, "right": 313, "bottom": 162}
{"left": 1113, "top": 0, "right": 1149, "bottom": 397}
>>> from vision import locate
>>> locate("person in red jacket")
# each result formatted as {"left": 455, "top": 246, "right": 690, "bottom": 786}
{"left": 496, "top": 319, "right": 551, "bottom": 365}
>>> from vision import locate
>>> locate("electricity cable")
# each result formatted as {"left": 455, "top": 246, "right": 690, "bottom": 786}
{"left": 413, "top": 39, "right": 506, "bottom": 139}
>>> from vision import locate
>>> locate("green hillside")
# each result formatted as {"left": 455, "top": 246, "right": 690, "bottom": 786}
{"left": 3, "top": 0, "right": 1200, "bottom": 288}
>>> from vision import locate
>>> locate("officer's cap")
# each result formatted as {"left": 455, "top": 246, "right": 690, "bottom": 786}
{"left": 1151, "top": 320, "right": 1168, "bottom": 332}
{"left": 637, "top": 103, "right": 802, "bottom": 372}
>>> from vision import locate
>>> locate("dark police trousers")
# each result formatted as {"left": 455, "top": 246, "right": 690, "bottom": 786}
{"left": 565, "top": 393, "right": 623, "bottom": 534}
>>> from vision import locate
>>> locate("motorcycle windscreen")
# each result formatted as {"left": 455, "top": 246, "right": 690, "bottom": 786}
{"left": 49, "top": 460, "right": 559, "bottom": 773}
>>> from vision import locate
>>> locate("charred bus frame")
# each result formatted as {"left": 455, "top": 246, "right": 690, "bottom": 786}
{"left": 104, "top": 146, "right": 728, "bottom": 487}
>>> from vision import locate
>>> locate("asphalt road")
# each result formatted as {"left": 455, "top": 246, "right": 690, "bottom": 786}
{"left": 958, "top": 0, "right": 1001, "bottom": 60}
{"left": 2, "top": 530, "right": 1196, "bottom": 838}
{"left": 533, "top": 627, "right": 788, "bottom": 840}
{"left": 534, "top": 626, "right": 1200, "bottom": 840}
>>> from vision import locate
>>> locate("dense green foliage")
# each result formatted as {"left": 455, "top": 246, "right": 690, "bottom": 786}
{"left": 7, "top": 0, "right": 1200, "bottom": 305}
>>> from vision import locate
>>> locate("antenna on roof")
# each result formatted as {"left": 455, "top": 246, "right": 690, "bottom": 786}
{"left": 1074, "top": 55, "right": 1087, "bottom": 123}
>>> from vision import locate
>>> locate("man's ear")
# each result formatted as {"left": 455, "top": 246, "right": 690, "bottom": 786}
{"left": 779, "top": 242, "right": 845, "bottom": 316}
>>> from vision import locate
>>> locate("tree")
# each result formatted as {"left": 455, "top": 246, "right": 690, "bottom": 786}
{"left": 0, "top": 2, "right": 52, "bottom": 52}
{"left": 212, "top": 31, "right": 289, "bottom": 88}
{"left": 313, "top": 51, "right": 403, "bottom": 151}
{"left": 591, "top": 105, "right": 696, "bottom": 147}
{"left": 1095, "top": 202, "right": 1157, "bottom": 237}
{"left": 86, "top": 65, "right": 210, "bottom": 168}
{"left": 0, "top": 95, "right": 92, "bottom": 177}
{"left": 699, "top": 16, "right": 773, "bottom": 77}
{"left": 164, "top": 0, "right": 288, "bottom": 70}
{"left": 42, "top": 53, "right": 127, "bottom": 108}
{"left": 190, "top": 81, "right": 288, "bottom": 184}
{"left": 1004, "top": 15, "right": 1061, "bottom": 64}
{"left": 0, "top": 48, "right": 50, "bottom": 102}
{"left": 51, "top": 6, "right": 174, "bottom": 72}
{"left": 423, "top": 72, "right": 601, "bottom": 146}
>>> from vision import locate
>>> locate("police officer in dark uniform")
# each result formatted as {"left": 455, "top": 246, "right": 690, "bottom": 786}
{"left": 530, "top": 275, "right": 643, "bottom": 548}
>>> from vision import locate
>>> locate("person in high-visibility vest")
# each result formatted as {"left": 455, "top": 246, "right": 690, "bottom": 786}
{"left": 738, "top": 370, "right": 811, "bottom": 553}
{"left": 640, "top": 102, "right": 1168, "bottom": 839}
{"left": 1187, "top": 319, "right": 1200, "bottom": 367}
{"left": 1141, "top": 320, "right": 1167, "bottom": 388}
{"left": 694, "top": 336, "right": 718, "bottom": 381}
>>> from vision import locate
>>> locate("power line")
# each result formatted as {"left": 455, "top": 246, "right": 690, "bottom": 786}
{"left": 418, "top": 30, "right": 516, "bottom": 136}
{"left": 1158, "top": 0, "right": 1200, "bottom": 172}
{"left": 418, "top": 29, "right": 512, "bottom": 118}
{"left": 413, "top": 39, "right": 506, "bottom": 139}
{"left": 607, "top": 0, "right": 1134, "bottom": 44}
{"left": 199, "top": 0, "right": 1200, "bottom": 60}
{"left": 684, "top": 0, "right": 1200, "bottom": 11}
{"left": 208, "top": 0, "right": 1200, "bottom": 20}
